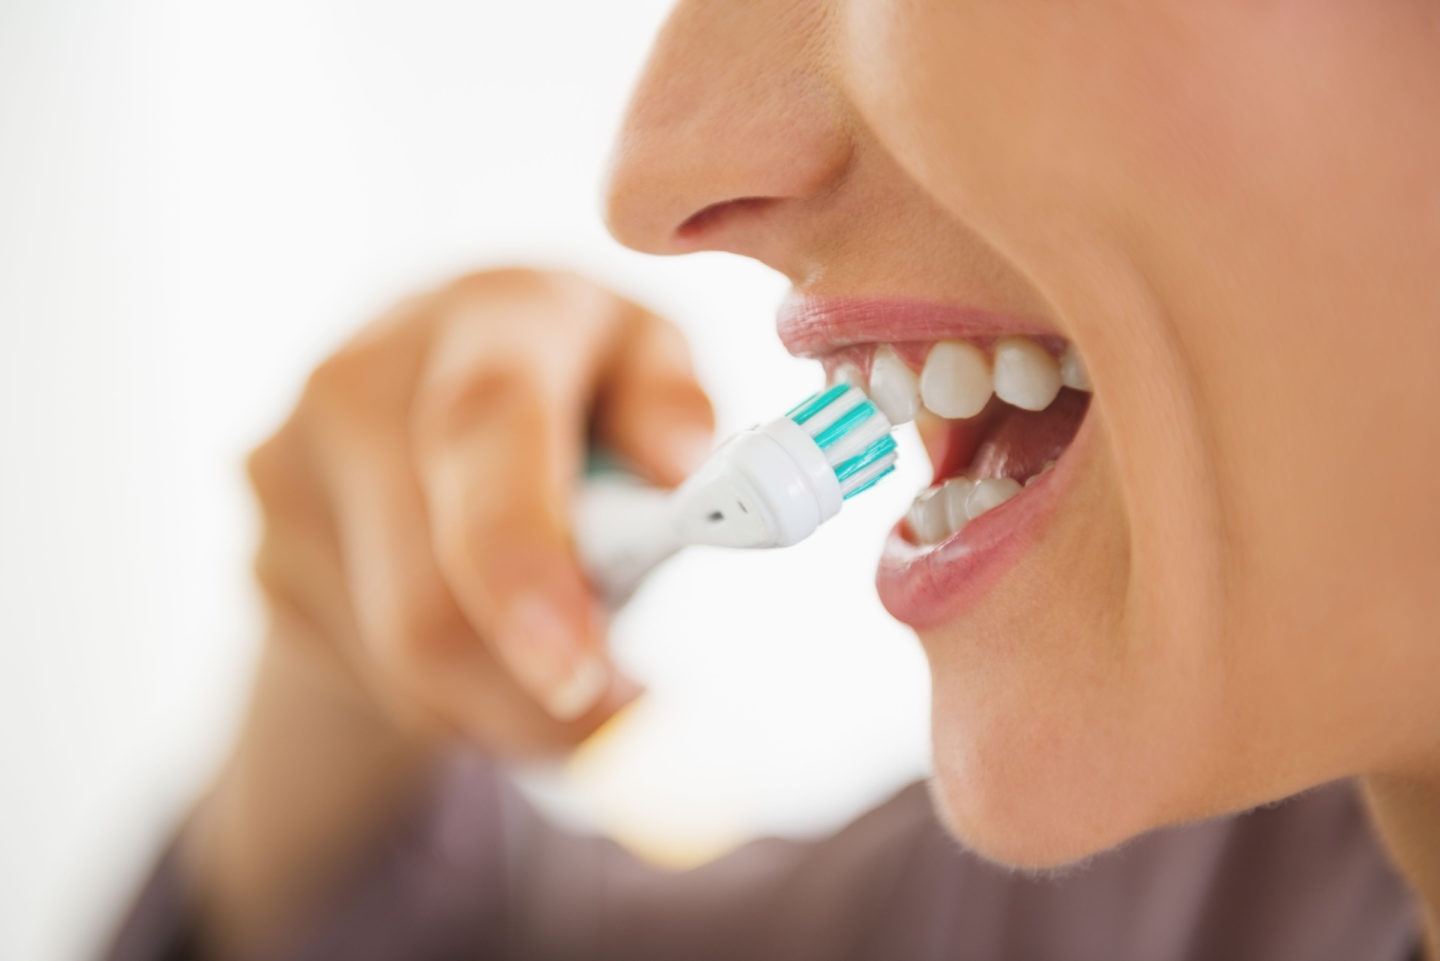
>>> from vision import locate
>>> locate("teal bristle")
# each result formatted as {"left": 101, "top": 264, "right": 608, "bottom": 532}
{"left": 812, "top": 399, "right": 878, "bottom": 449}
{"left": 834, "top": 434, "right": 897, "bottom": 483}
{"left": 843, "top": 465, "right": 895, "bottom": 499}
{"left": 786, "top": 383, "right": 848, "bottom": 425}
{"left": 786, "top": 385, "right": 898, "bottom": 498}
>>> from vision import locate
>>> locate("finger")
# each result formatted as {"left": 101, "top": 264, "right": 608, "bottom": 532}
{"left": 295, "top": 298, "right": 621, "bottom": 740}
{"left": 414, "top": 272, "right": 627, "bottom": 720}
{"left": 593, "top": 307, "right": 715, "bottom": 487}
{"left": 322, "top": 407, "right": 636, "bottom": 742}
{"left": 323, "top": 421, "right": 472, "bottom": 734}
{"left": 425, "top": 646, "right": 645, "bottom": 758}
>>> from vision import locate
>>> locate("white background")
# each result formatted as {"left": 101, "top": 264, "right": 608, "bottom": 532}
{"left": 0, "top": 2, "right": 932, "bottom": 958}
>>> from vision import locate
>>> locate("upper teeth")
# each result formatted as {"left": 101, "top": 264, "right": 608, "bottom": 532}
{"left": 1059, "top": 343, "right": 1091, "bottom": 391}
{"left": 992, "top": 336, "right": 1062, "bottom": 411}
{"left": 828, "top": 335, "right": 1084, "bottom": 546}
{"left": 868, "top": 346, "right": 922, "bottom": 423}
{"left": 918, "top": 340, "right": 991, "bottom": 418}
{"left": 833, "top": 362, "right": 866, "bottom": 391}
{"left": 858, "top": 336, "right": 1089, "bottom": 425}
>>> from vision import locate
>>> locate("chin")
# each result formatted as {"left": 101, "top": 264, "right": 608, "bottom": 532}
{"left": 925, "top": 730, "right": 1164, "bottom": 869}
{"left": 918, "top": 629, "right": 1199, "bottom": 871}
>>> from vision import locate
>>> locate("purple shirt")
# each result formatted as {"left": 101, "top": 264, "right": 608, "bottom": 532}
{"left": 105, "top": 753, "right": 1421, "bottom": 960}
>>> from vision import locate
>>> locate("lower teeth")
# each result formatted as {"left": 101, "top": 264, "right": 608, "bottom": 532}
{"left": 906, "top": 461, "right": 1054, "bottom": 544}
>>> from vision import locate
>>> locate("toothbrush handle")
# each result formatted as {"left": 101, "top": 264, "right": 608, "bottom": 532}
{"left": 573, "top": 476, "right": 682, "bottom": 607}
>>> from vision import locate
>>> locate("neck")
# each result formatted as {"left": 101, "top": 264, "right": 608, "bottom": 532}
{"left": 1363, "top": 772, "right": 1440, "bottom": 959}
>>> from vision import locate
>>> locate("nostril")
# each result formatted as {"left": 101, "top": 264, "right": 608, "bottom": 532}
{"left": 676, "top": 196, "right": 777, "bottom": 241}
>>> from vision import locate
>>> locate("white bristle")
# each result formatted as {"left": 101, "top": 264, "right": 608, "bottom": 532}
{"left": 785, "top": 384, "right": 898, "bottom": 498}
{"left": 794, "top": 386, "right": 892, "bottom": 466}
{"left": 797, "top": 386, "right": 865, "bottom": 438}
{"left": 821, "top": 413, "right": 890, "bottom": 467}
{"left": 840, "top": 454, "right": 897, "bottom": 496}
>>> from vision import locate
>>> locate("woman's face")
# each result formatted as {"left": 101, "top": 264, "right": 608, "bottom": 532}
{"left": 606, "top": 0, "right": 1440, "bottom": 866}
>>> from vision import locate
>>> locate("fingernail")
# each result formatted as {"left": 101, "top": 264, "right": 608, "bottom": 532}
{"left": 500, "top": 596, "right": 609, "bottom": 720}
{"left": 546, "top": 655, "right": 610, "bottom": 721}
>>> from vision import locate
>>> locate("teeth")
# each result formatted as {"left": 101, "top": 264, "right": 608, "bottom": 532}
{"left": 906, "top": 474, "right": 1027, "bottom": 545}
{"left": 992, "top": 337, "right": 1062, "bottom": 411}
{"left": 906, "top": 486, "right": 952, "bottom": 544}
{"left": 838, "top": 335, "right": 1085, "bottom": 422}
{"left": 1024, "top": 460, "right": 1056, "bottom": 486}
{"left": 868, "top": 346, "right": 921, "bottom": 424}
{"left": 919, "top": 340, "right": 992, "bottom": 419}
{"left": 830, "top": 362, "right": 865, "bottom": 390}
{"left": 941, "top": 477, "right": 975, "bottom": 530}
{"left": 964, "top": 477, "right": 1022, "bottom": 519}
{"left": 1059, "top": 344, "right": 1092, "bottom": 392}
{"left": 889, "top": 334, "right": 1080, "bottom": 547}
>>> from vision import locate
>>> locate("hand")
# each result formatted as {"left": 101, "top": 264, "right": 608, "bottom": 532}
{"left": 245, "top": 268, "right": 714, "bottom": 755}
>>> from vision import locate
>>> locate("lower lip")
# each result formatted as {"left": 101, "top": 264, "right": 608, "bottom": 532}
{"left": 874, "top": 411, "right": 1094, "bottom": 628}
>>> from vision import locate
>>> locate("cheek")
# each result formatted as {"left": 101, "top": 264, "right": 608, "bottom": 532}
{"left": 839, "top": 0, "right": 1231, "bottom": 582}
{"left": 846, "top": 0, "right": 1440, "bottom": 845}
{"left": 838, "top": 0, "right": 1124, "bottom": 248}
{"left": 839, "top": 2, "right": 1231, "bottom": 861}
{"left": 912, "top": 419, "right": 1235, "bottom": 868}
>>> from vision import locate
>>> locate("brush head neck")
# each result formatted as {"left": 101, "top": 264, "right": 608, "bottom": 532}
{"left": 672, "top": 416, "right": 842, "bottom": 549}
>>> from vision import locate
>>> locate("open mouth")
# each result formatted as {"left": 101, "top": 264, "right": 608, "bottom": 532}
{"left": 821, "top": 339, "right": 1090, "bottom": 545}
{"left": 779, "top": 295, "right": 1094, "bottom": 626}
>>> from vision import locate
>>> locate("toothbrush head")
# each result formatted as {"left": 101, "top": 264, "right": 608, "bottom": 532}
{"left": 785, "top": 383, "right": 898, "bottom": 499}
{"left": 671, "top": 384, "right": 898, "bottom": 549}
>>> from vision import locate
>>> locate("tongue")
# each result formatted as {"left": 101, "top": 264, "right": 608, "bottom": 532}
{"left": 968, "top": 388, "right": 1089, "bottom": 481}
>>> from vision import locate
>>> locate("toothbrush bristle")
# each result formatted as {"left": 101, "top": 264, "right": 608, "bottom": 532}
{"left": 786, "top": 385, "right": 899, "bottom": 498}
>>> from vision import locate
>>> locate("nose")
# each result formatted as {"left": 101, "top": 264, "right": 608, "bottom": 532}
{"left": 603, "top": 0, "right": 852, "bottom": 272}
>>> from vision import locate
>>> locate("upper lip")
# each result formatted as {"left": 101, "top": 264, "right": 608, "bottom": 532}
{"left": 776, "top": 293, "right": 1058, "bottom": 358}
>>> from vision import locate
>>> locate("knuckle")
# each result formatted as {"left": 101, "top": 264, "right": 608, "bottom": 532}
{"left": 445, "top": 266, "right": 601, "bottom": 307}
{"left": 244, "top": 420, "right": 333, "bottom": 526}
{"left": 245, "top": 435, "right": 281, "bottom": 493}
{"left": 300, "top": 316, "right": 424, "bottom": 423}
{"left": 446, "top": 266, "right": 548, "bottom": 299}
{"left": 245, "top": 428, "right": 298, "bottom": 506}
{"left": 443, "top": 268, "right": 619, "bottom": 338}
{"left": 301, "top": 343, "right": 376, "bottom": 413}
{"left": 414, "top": 362, "right": 549, "bottom": 447}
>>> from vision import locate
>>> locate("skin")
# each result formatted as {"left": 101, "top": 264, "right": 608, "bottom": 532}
{"left": 191, "top": 0, "right": 1440, "bottom": 955}
{"left": 610, "top": 0, "right": 1440, "bottom": 938}
{"left": 189, "top": 270, "right": 715, "bottom": 952}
